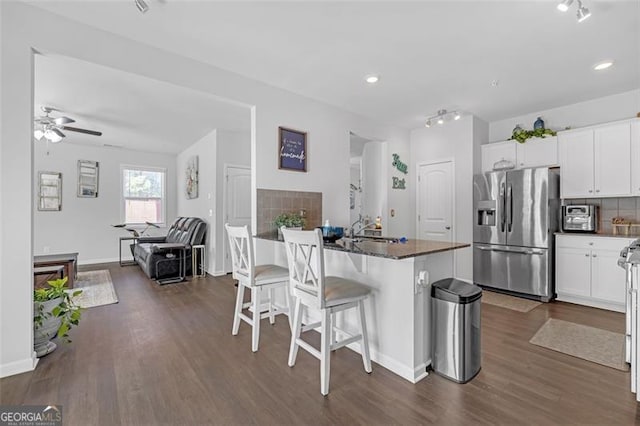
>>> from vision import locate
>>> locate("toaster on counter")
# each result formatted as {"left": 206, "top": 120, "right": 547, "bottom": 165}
{"left": 562, "top": 205, "right": 598, "bottom": 232}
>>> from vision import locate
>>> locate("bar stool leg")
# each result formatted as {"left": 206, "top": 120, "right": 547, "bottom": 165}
{"left": 232, "top": 283, "right": 244, "bottom": 336}
{"left": 357, "top": 300, "right": 372, "bottom": 373}
{"left": 288, "top": 297, "right": 303, "bottom": 367}
{"left": 285, "top": 287, "right": 295, "bottom": 331}
{"left": 268, "top": 287, "right": 276, "bottom": 325}
{"left": 320, "top": 309, "right": 331, "bottom": 396}
{"left": 251, "top": 287, "right": 261, "bottom": 352}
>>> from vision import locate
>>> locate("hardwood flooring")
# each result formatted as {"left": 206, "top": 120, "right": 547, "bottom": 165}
{"left": 2, "top": 262, "right": 639, "bottom": 425}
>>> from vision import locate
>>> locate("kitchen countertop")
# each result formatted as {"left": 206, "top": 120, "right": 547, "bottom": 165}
{"left": 555, "top": 232, "right": 640, "bottom": 240}
{"left": 255, "top": 232, "right": 470, "bottom": 260}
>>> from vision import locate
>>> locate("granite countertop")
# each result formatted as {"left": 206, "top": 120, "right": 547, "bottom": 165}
{"left": 255, "top": 232, "right": 470, "bottom": 260}
{"left": 555, "top": 231, "right": 640, "bottom": 240}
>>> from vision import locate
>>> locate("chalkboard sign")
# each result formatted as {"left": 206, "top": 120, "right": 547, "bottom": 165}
{"left": 278, "top": 127, "right": 307, "bottom": 172}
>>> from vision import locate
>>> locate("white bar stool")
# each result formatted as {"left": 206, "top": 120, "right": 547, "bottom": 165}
{"left": 281, "top": 227, "right": 372, "bottom": 396}
{"left": 225, "top": 224, "right": 293, "bottom": 352}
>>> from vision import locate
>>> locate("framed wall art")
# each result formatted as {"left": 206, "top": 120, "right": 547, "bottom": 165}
{"left": 38, "top": 171, "right": 62, "bottom": 211}
{"left": 278, "top": 127, "right": 307, "bottom": 172}
{"left": 77, "top": 160, "right": 99, "bottom": 197}
{"left": 186, "top": 155, "right": 199, "bottom": 199}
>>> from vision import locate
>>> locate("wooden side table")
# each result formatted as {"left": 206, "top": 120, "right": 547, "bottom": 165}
{"left": 192, "top": 244, "right": 206, "bottom": 278}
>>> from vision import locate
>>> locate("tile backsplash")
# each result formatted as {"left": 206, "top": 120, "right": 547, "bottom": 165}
{"left": 257, "top": 189, "right": 322, "bottom": 234}
{"left": 565, "top": 197, "right": 640, "bottom": 233}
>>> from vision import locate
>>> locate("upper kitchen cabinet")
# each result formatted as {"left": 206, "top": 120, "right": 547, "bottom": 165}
{"left": 515, "top": 136, "right": 558, "bottom": 169}
{"left": 631, "top": 120, "right": 640, "bottom": 196}
{"left": 480, "top": 136, "right": 557, "bottom": 173}
{"left": 481, "top": 141, "right": 516, "bottom": 172}
{"left": 559, "top": 121, "right": 632, "bottom": 198}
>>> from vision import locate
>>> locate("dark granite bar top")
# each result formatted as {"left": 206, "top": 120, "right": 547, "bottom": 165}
{"left": 255, "top": 232, "right": 470, "bottom": 260}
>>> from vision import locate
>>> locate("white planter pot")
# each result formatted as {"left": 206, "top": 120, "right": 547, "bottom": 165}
{"left": 34, "top": 297, "right": 62, "bottom": 357}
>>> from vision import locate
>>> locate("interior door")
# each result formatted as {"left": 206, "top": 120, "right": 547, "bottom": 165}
{"left": 224, "top": 166, "right": 251, "bottom": 273}
{"left": 417, "top": 161, "right": 453, "bottom": 242}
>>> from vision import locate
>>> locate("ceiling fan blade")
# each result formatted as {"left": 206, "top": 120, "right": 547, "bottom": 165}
{"left": 54, "top": 116, "right": 75, "bottom": 125}
{"left": 51, "top": 127, "right": 66, "bottom": 138}
{"left": 61, "top": 126, "right": 102, "bottom": 136}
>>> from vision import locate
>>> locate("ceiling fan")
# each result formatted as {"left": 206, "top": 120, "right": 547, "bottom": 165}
{"left": 34, "top": 106, "right": 102, "bottom": 143}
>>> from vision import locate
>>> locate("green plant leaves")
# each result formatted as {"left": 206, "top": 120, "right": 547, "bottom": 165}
{"left": 512, "top": 128, "right": 557, "bottom": 143}
{"left": 33, "top": 279, "right": 83, "bottom": 343}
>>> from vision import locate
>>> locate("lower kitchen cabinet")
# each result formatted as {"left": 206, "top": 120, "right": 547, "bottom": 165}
{"left": 555, "top": 234, "right": 634, "bottom": 312}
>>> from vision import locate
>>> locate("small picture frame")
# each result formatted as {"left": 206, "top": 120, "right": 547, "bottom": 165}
{"left": 77, "top": 160, "right": 99, "bottom": 198}
{"left": 38, "top": 171, "right": 62, "bottom": 211}
{"left": 278, "top": 127, "right": 307, "bottom": 172}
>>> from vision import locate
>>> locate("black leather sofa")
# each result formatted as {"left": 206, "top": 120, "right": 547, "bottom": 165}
{"left": 132, "top": 217, "right": 207, "bottom": 282}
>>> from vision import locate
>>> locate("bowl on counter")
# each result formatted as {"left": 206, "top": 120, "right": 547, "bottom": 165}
{"left": 319, "top": 226, "right": 344, "bottom": 242}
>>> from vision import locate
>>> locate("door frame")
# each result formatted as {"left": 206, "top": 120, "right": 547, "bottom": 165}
{"left": 222, "top": 163, "right": 251, "bottom": 274}
{"left": 416, "top": 158, "right": 457, "bottom": 274}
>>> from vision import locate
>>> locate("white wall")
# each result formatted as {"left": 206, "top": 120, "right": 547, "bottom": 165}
{"left": 386, "top": 140, "right": 412, "bottom": 238}
{"left": 176, "top": 130, "right": 216, "bottom": 274}
{"left": 0, "top": 1, "right": 408, "bottom": 376}
{"left": 410, "top": 115, "right": 488, "bottom": 281}
{"left": 34, "top": 143, "right": 176, "bottom": 264}
{"left": 489, "top": 89, "right": 640, "bottom": 142}
{"left": 361, "top": 141, "right": 386, "bottom": 230}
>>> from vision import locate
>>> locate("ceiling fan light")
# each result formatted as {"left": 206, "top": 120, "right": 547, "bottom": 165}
{"left": 437, "top": 117, "right": 444, "bottom": 125}
{"left": 34, "top": 130, "right": 44, "bottom": 140}
{"left": 135, "top": 0, "right": 149, "bottom": 13}
{"left": 557, "top": 0, "right": 573, "bottom": 12}
{"left": 453, "top": 112, "right": 461, "bottom": 121}
{"left": 44, "top": 129, "right": 63, "bottom": 143}
{"left": 425, "top": 120, "right": 432, "bottom": 128}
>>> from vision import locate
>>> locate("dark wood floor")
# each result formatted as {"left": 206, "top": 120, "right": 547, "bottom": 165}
{"left": 2, "top": 262, "right": 639, "bottom": 425}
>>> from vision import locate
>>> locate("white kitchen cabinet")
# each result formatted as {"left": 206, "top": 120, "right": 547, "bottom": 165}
{"left": 515, "top": 136, "right": 558, "bottom": 168}
{"left": 559, "top": 121, "right": 632, "bottom": 198}
{"left": 481, "top": 141, "right": 517, "bottom": 172}
{"left": 481, "top": 137, "right": 557, "bottom": 173}
{"left": 631, "top": 120, "right": 640, "bottom": 196}
{"left": 555, "top": 234, "right": 634, "bottom": 312}
{"left": 594, "top": 123, "right": 631, "bottom": 197}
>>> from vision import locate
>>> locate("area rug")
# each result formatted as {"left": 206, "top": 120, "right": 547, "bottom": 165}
{"left": 70, "top": 270, "right": 118, "bottom": 308}
{"left": 481, "top": 290, "right": 542, "bottom": 313}
{"left": 530, "top": 318, "right": 628, "bottom": 371}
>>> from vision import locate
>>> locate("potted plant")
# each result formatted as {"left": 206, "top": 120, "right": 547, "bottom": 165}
{"left": 34, "top": 277, "right": 83, "bottom": 357}
{"left": 274, "top": 212, "right": 306, "bottom": 237}
{"left": 511, "top": 127, "right": 557, "bottom": 144}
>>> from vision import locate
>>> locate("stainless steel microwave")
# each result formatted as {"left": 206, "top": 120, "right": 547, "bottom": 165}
{"left": 562, "top": 205, "right": 598, "bottom": 232}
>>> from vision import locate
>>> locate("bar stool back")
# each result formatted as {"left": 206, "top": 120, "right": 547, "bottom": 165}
{"left": 225, "top": 224, "right": 293, "bottom": 352}
{"left": 281, "top": 227, "right": 372, "bottom": 395}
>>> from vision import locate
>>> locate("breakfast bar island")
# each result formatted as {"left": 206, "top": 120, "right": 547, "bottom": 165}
{"left": 256, "top": 233, "right": 469, "bottom": 383}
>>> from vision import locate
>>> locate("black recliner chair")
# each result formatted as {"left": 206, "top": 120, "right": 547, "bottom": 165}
{"left": 132, "top": 217, "right": 207, "bottom": 284}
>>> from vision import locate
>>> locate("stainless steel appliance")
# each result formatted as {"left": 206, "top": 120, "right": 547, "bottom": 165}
{"left": 562, "top": 205, "right": 598, "bottom": 232}
{"left": 473, "top": 167, "right": 560, "bottom": 301}
{"left": 618, "top": 239, "right": 640, "bottom": 400}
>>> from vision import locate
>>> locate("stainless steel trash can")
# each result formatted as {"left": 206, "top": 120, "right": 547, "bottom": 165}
{"left": 431, "top": 278, "right": 482, "bottom": 383}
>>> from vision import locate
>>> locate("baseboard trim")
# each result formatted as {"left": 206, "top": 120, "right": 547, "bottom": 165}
{"left": 211, "top": 270, "right": 227, "bottom": 277}
{"left": 0, "top": 354, "right": 38, "bottom": 378}
{"left": 556, "top": 293, "right": 625, "bottom": 313}
{"left": 78, "top": 257, "right": 120, "bottom": 266}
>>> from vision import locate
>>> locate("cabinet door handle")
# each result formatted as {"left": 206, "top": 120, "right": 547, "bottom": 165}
{"left": 592, "top": 254, "right": 598, "bottom": 258}
{"left": 585, "top": 253, "right": 590, "bottom": 257}
{"left": 588, "top": 189, "right": 593, "bottom": 193}
{"left": 596, "top": 189, "right": 600, "bottom": 193}
{"left": 589, "top": 242, "right": 594, "bottom": 246}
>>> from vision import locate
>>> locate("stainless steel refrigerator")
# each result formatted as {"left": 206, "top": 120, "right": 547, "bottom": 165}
{"left": 473, "top": 167, "right": 560, "bottom": 301}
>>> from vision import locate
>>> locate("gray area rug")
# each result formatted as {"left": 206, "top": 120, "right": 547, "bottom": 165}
{"left": 70, "top": 270, "right": 118, "bottom": 308}
{"left": 530, "top": 318, "right": 628, "bottom": 371}
{"left": 481, "top": 290, "right": 542, "bottom": 313}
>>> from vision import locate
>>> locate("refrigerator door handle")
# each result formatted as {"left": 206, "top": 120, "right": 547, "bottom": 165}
{"left": 507, "top": 184, "right": 513, "bottom": 233}
{"left": 500, "top": 182, "right": 506, "bottom": 232}
{"left": 492, "top": 247, "right": 544, "bottom": 255}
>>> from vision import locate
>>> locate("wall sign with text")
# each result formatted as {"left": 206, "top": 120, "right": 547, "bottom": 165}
{"left": 391, "top": 153, "right": 407, "bottom": 189}
{"left": 279, "top": 127, "right": 307, "bottom": 172}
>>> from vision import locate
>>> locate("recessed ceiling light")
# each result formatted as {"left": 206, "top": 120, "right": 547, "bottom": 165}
{"left": 593, "top": 61, "right": 613, "bottom": 71}
{"left": 365, "top": 75, "right": 379, "bottom": 84}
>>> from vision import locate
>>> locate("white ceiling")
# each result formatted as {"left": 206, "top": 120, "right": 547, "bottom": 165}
{"left": 35, "top": 54, "right": 250, "bottom": 154}
{"left": 29, "top": 1, "right": 639, "bottom": 130}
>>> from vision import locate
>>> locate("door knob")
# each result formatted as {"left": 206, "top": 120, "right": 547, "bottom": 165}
{"left": 445, "top": 226, "right": 451, "bottom": 230}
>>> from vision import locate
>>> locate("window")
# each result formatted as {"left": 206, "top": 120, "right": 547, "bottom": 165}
{"left": 121, "top": 165, "right": 166, "bottom": 225}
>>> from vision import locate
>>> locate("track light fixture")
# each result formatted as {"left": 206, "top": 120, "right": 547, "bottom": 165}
{"left": 557, "top": 0, "right": 591, "bottom": 22}
{"left": 424, "top": 109, "right": 462, "bottom": 128}
{"left": 135, "top": 0, "right": 149, "bottom": 13}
